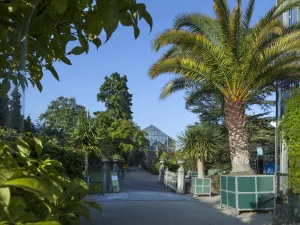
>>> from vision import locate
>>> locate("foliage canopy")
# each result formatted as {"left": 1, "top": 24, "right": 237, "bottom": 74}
{"left": 0, "top": 0, "right": 152, "bottom": 93}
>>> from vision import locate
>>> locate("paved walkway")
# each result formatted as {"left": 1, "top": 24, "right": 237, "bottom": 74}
{"left": 81, "top": 167, "right": 272, "bottom": 225}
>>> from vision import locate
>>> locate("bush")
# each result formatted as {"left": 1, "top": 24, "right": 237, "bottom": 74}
{"left": 141, "top": 161, "right": 159, "bottom": 175}
{"left": 281, "top": 91, "right": 300, "bottom": 194}
{"left": 211, "top": 175, "right": 220, "bottom": 194}
{"left": 0, "top": 132, "right": 101, "bottom": 224}
{"left": 43, "top": 144, "right": 85, "bottom": 179}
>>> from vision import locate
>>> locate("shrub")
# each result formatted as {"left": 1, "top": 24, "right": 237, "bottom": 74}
{"left": 211, "top": 175, "right": 220, "bottom": 194}
{"left": 43, "top": 144, "right": 85, "bottom": 179}
{"left": 141, "top": 161, "right": 159, "bottom": 175}
{"left": 0, "top": 132, "right": 101, "bottom": 224}
{"left": 281, "top": 91, "right": 300, "bottom": 194}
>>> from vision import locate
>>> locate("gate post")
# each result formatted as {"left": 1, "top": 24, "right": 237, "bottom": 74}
{"left": 159, "top": 159, "right": 165, "bottom": 183}
{"left": 177, "top": 159, "right": 185, "bottom": 194}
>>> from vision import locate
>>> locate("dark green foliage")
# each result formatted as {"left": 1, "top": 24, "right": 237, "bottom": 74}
{"left": 212, "top": 175, "right": 221, "bottom": 194}
{"left": 281, "top": 91, "right": 300, "bottom": 194}
{"left": 24, "top": 115, "right": 36, "bottom": 133}
{"left": 179, "top": 123, "right": 226, "bottom": 161}
{"left": 141, "top": 161, "right": 159, "bottom": 175}
{"left": 97, "top": 73, "right": 133, "bottom": 120}
{"left": 0, "top": 94, "right": 9, "bottom": 127}
{"left": 185, "top": 85, "right": 224, "bottom": 124}
{"left": 9, "top": 87, "right": 23, "bottom": 132}
{"left": 185, "top": 85, "right": 274, "bottom": 125}
{"left": 69, "top": 115, "right": 102, "bottom": 176}
{"left": 95, "top": 111, "right": 149, "bottom": 158}
{"left": 43, "top": 144, "right": 85, "bottom": 179}
{"left": 156, "top": 152, "right": 179, "bottom": 172}
{"left": 39, "top": 97, "right": 86, "bottom": 144}
{"left": 0, "top": 132, "right": 101, "bottom": 224}
{"left": 247, "top": 113, "right": 275, "bottom": 161}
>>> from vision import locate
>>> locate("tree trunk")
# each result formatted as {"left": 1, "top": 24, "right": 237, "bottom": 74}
{"left": 83, "top": 152, "right": 89, "bottom": 177}
{"left": 197, "top": 158, "right": 205, "bottom": 178}
{"left": 225, "top": 99, "right": 253, "bottom": 174}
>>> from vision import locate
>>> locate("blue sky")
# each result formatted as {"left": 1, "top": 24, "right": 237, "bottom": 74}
{"left": 25, "top": 0, "right": 276, "bottom": 139}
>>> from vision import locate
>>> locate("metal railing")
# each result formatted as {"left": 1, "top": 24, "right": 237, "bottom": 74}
{"left": 164, "top": 170, "right": 177, "bottom": 191}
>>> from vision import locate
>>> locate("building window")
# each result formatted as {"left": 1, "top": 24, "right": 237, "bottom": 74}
{"left": 289, "top": 9, "right": 294, "bottom": 26}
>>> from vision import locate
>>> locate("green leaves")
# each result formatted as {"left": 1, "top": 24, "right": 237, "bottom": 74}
{"left": 17, "top": 140, "right": 31, "bottom": 157}
{"left": 4, "top": 178, "right": 51, "bottom": 199}
{"left": 82, "top": 201, "right": 102, "bottom": 213}
{"left": 137, "top": 3, "right": 153, "bottom": 33}
{"left": 0, "top": 136, "right": 102, "bottom": 224}
{"left": 46, "top": 65, "right": 59, "bottom": 81}
{"left": 78, "top": 34, "right": 89, "bottom": 53}
{"left": 33, "top": 137, "right": 43, "bottom": 157}
{"left": 0, "top": 187, "right": 10, "bottom": 206}
{"left": 1, "top": 0, "right": 152, "bottom": 94}
{"left": 53, "top": 0, "right": 68, "bottom": 14}
{"left": 281, "top": 91, "right": 300, "bottom": 194}
{"left": 70, "top": 46, "right": 85, "bottom": 55}
{"left": 60, "top": 56, "right": 72, "bottom": 65}
{"left": 26, "top": 222, "right": 61, "bottom": 225}
{"left": 92, "top": 37, "right": 102, "bottom": 49}
{"left": 0, "top": 79, "right": 11, "bottom": 96}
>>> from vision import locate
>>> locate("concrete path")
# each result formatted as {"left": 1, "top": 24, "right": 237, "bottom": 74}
{"left": 81, "top": 167, "right": 271, "bottom": 225}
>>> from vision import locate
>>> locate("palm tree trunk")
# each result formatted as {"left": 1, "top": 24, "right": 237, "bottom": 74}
{"left": 225, "top": 99, "right": 253, "bottom": 174}
{"left": 83, "top": 152, "right": 88, "bottom": 177}
{"left": 197, "top": 158, "right": 205, "bottom": 178}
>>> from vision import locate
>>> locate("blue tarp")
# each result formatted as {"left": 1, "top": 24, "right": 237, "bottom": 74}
{"left": 264, "top": 164, "right": 280, "bottom": 175}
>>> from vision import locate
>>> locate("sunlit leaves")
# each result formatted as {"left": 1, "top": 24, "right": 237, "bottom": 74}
{"left": 0, "top": 187, "right": 10, "bottom": 206}
{"left": 281, "top": 91, "right": 300, "bottom": 194}
{"left": 0, "top": 137, "right": 102, "bottom": 224}
{"left": 33, "top": 137, "right": 43, "bottom": 157}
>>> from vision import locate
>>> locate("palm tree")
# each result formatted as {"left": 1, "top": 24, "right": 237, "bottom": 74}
{"left": 70, "top": 114, "right": 102, "bottom": 176}
{"left": 150, "top": 0, "right": 300, "bottom": 174}
{"left": 178, "top": 123, "right": 225, "bottom": 177}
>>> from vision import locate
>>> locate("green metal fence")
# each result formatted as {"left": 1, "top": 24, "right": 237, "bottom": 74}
{"left": 220, "top": 175, "right": 275, "bottom": 214}
{"left": 191, "top": 177, "right": 211, "bottom": 196}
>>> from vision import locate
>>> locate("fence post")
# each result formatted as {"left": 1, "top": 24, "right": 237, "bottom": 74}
{"left": 159, "top": 159, "right": 165, "bottom": 183}
{"left": 177, "top": 159, "right": 185, "bottom": 194}
{"left": 101, "top": 158, "right": 110, "bottom": 194}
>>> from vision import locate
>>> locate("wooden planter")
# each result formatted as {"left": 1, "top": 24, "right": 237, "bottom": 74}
{"left": 191, "top": 177, "right": 211, "bottom": 196}
{"left": 220, "top": 175, "right": 275, "bottom": 214}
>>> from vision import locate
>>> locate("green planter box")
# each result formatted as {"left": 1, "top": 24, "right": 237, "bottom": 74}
{"left": 191, "top": 172, "right": 198, "bottom": 177}
{"left": 220, "top": 175, "right": 275, "bottom": 214}
{"left": 191, "top": 177, "right": 211, "bottom": 196}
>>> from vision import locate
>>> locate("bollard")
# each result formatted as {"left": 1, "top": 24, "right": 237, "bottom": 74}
{"left": 177, "top": 159, "right": 185, "bottom": 194}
